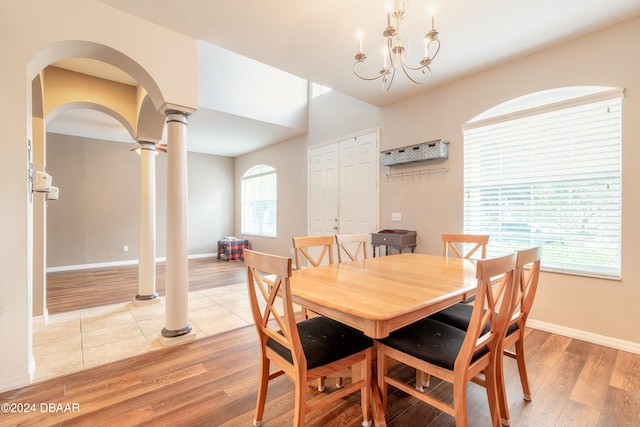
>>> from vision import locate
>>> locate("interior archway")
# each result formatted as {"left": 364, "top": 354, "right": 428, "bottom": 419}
{"left": 28, "top": 42, "right": 170, "bottom": 361}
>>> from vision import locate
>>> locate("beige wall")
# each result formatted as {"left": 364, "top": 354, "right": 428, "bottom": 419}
{"left": 46, "top": 133, "right": 234, "bottom": 268}
{"left": 187, "top": 151, "right": 235, "bottom": 254}
{"left": 378, "top": 17, "right": 640, "bottom": 346}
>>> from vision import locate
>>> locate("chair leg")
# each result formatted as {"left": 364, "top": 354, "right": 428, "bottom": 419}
{"left": 415, "top": 370, "right": 430, "bottom": 391}
{"left": 317, "top": 377, "right": 326, "bottom": 392}
{"left": 359, "top": 354, "right": 373, "bottom": 427}
{"left": 514, "top": 338, "right": 532, "bottom": 401}
{"left": 452, "top": 378, "right": 470, "bottom": 427}
{"left": 495, "top": 354, "right": 511, "bottom": 427}
{"left": 293, "top": 370, "right": 308, "bottom": 427}
{"left": 376, "top": 346, "right": 389, "bottom": 409}
{"left": 253, "top": 356, "right": 270, "bottom": 427}
{"left": 483, "top": 362, "right": 502, "bottom": 427}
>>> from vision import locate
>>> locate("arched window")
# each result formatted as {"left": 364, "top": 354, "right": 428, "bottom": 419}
{"left": 463, "top": 87, "right": 623, "bottom": 278}
{"left": 241, "top": 165, "right": 277, "bottom": 238}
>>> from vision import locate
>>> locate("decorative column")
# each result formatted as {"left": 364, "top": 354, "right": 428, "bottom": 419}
{"left": 134, "top": 141, "right": 159, "bottom": 306}
{"left": 160, "top": 110, "right": 194, "bottom": 345}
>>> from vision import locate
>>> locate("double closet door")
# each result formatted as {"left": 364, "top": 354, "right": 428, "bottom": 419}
{"left": 308, "top": 130, "right": 379, "bottom": 238}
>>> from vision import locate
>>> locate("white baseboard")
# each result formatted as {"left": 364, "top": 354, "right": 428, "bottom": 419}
{"left": 47, "top": 259, "right": 139, "bottom": 273}
{"left": 46, "top": 253, "right": 217, "bottom": 273}
{"left": 0, "top": 371, "right": 32, "bottom": 394}
{"left": 188, "top": 253, "right": 218, "bottom": 259}
{"left": 527, "top": 319, "right": 640, "bottom": 355}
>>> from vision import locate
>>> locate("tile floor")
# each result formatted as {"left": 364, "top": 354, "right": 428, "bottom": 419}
{"left": 32, "top": 283, "right": 265, "bottom": 383}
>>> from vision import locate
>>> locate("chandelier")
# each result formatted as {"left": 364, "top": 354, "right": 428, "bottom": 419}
{"left": 353, "top": 1, "right": 441, "bottom": 91}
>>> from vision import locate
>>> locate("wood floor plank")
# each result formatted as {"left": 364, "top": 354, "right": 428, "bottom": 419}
{"left": 556, "top": 399, "right": 601, "bottom": 427}
{"left": 569, "top": 344, "right": 618, "bottom": 407}
{"left": 597, "top": 386, "right": 640, "bottom": 427}
{"left": 610, "top": 351, "right": 640, "bottom": 393}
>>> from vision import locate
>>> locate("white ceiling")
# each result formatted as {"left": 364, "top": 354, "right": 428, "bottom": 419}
{"left": 47, "top": 0, "right": 640, "bottom": 157}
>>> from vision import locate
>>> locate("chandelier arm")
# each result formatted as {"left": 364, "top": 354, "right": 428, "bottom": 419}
{"left": 353, "top": 61, "right": 387, "bottom": 81}
{"left": 382, "top": 65, "right": 396, "bottom": 91}
{"left": 428, "top": 39, "right": 441, "bottom": 61}
{"left": 399, "top": 57, "right": 433, "bottom": 85}
{"left": 400, "top": 57, "right": 430, "bottom": 72}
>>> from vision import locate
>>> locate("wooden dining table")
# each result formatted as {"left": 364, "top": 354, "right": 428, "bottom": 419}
{"left": 290, "top": 253, "right": 479, "bottom": 426}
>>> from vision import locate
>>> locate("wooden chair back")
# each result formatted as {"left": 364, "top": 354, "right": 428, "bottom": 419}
{"left": 498, "top": 246, "right": 542, "bottom": 424}
{"left": 335, "top": 233, "right": 369, "bottom": 262}
{"left": 511, "top": 246, "right": 542, "bottom": 330}
{"left": 244, "top": 250, "right": 303, "bottom": 372}
{"left": 442, "top": 233, "right": 490, "bottom": 259}
{"left": 292, "top": 235, "right": 335, "bottom": 269}
{"left": 463, "top": 253, "right": 519, "bottom": 368}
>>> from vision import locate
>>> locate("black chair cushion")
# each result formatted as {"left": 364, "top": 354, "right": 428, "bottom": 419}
{"left": 267, "top": 316, "right": 373, "bottom": 370}
{"left": 429, "top": 303, "right": 519, "bottom": 336}
{"left": 379, "top": 318, "right": 489, "bottom": 370}
{"left": 428, "top": 303, "right": 480, "bottom": 331}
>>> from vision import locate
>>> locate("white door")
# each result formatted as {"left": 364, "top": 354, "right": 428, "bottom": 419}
{"left": 309, "top": 130, "right": 379, "bottom": 238}
{"left": 309, "top": 142, "right": 339, "bottom": 236}
{"left": 339, "top": 132, "right": 378, "bottom": 234}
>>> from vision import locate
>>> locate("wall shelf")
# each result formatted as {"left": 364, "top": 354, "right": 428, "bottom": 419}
{"left": 381, "top": 140, "right": 448, "bottom": 166}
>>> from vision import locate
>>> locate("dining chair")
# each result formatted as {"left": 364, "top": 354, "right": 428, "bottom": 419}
{"left": 292, "top": 234, "right": 339, "bottom": 391}
{"left": 377, "top": 252, "right": 518, "bottom": 427}
{"left": 428, "top": 246, "right": 542, "bottom": 426}
{"left": 335, "top": 233, "right": 369, "bottom": 262}
{"left": 244, "top": 249, "right": 373, "bottom": 427}
{"left": 413, "top": 233, "right": 491, "bottom": 391}
{"left": 442, "top": 233, "right": 490, "bottom": 259}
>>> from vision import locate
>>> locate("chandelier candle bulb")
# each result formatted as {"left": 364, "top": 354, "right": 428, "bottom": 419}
{"left": 357, "top": 30, "right": 363, "bottom": 53}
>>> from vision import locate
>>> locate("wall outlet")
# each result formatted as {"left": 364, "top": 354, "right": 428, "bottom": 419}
{"left": 391, "top": 212, "right": 402, "bottom": 222}
{"left": 123, "top": 245, "right": 129, "bottom": 252}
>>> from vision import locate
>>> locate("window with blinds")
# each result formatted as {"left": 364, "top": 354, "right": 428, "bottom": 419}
{"left": 241, "top": 165, "right": 277, "bottom": 238}
{"left": 463, "top": 87, "right": 623, "bottom": 278}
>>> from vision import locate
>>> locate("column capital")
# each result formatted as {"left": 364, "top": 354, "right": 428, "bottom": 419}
{"left": 164, "top": 110, "right": 190, "bottom": 125}
{"left": 137, "top": 141, "right": 157, "bottom": 152}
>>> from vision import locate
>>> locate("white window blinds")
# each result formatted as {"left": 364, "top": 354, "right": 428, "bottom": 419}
{"left": 241, "top": 165, "right": 277, "bottom": 238}
{"left": 463, "top": 88, "right": 623, "bottom": 278}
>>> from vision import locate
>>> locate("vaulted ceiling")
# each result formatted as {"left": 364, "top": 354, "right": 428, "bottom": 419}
{"left": 46, "top": 0, "right": 640, "bottom": 157}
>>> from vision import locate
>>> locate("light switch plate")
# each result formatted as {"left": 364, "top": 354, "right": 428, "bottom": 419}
{"left": 391, "top": 212, "right": 402, "bottom": 222}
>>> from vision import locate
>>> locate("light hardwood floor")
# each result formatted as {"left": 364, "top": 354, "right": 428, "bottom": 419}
{"left": 1, "top": 260, "right": 638, "bottom": 426}
{"left": 46, "top": 256, "right": 247, "bottom": 314}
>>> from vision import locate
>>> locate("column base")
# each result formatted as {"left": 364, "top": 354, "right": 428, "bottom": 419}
{"left": 158, "top": 327, "right": 196, "bottom": 348}
{"left": 133, "top": 293, "right": 160, "bottom": 306}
